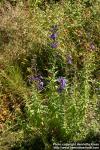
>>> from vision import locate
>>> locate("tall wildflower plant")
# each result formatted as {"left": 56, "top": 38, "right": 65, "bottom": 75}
{"left": 45, "top": 67, "right": 66, "bottom": 141}
{"left": 81, "top": 52, "right": 98, "bottom": 132}
{"left": 44, "top": 51, "right": 98, "bottom": 142}
{"left": 62, "top": 51, "right": 97, "bottom": 141}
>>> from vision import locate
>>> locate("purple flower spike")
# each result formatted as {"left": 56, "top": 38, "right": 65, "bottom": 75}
{"left": 51, "top": 42, "right": 58, "bottom": 48}
{"left": 50, "top": 33, "right": 57, "bottom": 40}
{"left": 57, "top": 77, "right": 67, "bottom": 93}
{"left": 28, "top": 75, "right": 44, "bottom": 91}
{"left": 57, "top": 77, "right": 67, "bottom": 88}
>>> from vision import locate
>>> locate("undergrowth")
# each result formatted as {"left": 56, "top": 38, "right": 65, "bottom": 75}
{"left": 0, "top": 0, "right": 100, "bottom": 149}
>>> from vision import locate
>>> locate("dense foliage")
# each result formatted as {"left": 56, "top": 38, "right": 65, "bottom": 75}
{"left": 0, "top": 0, "right": 100, "bottom": 149}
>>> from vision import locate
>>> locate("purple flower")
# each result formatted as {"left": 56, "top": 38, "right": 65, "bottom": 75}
{"left": 51, "top": 42, "right": 58, "bottom": 48}
{"left": 28, "top": 75, "right": 44, "bottom": 91}
{"left": 57, "top": 77, "right": 67, "bottom": 93}
{"left": 50, "top": 33, "right": 57, "bottom": 40}
{"left": 57, "top": 77, "right": 67, "bottom": 88}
